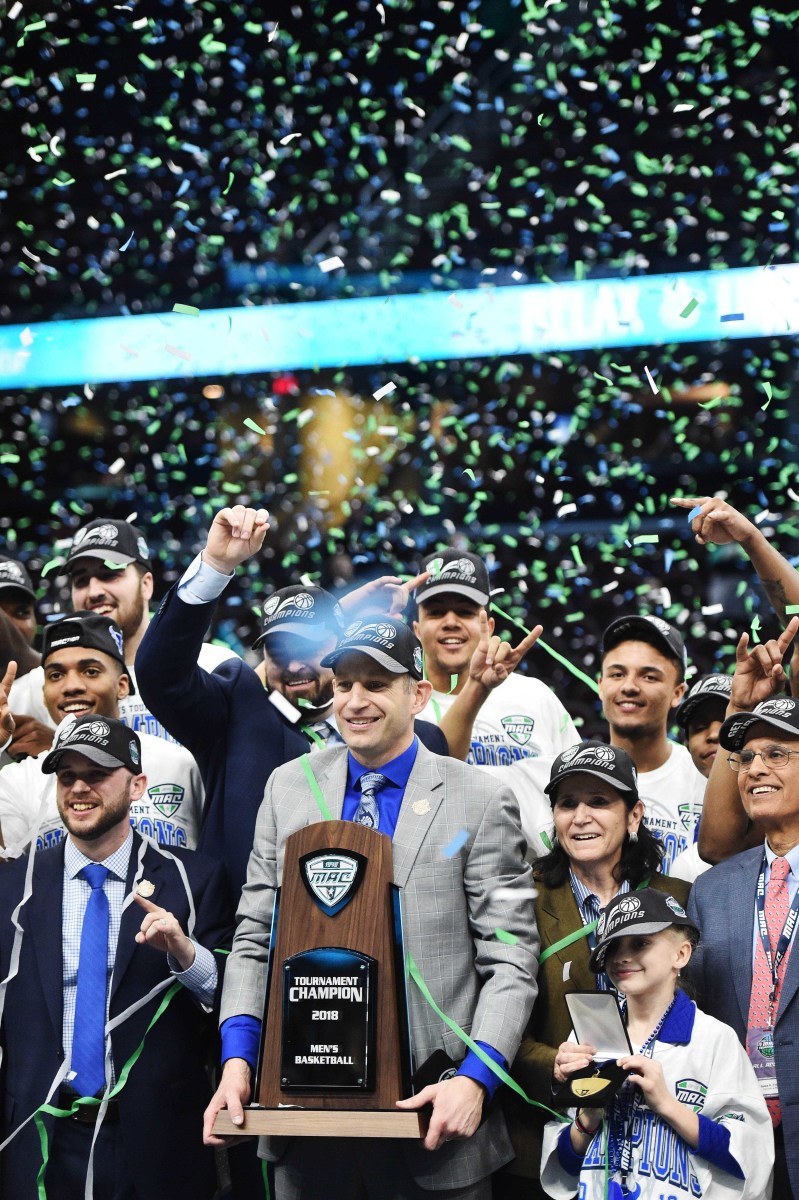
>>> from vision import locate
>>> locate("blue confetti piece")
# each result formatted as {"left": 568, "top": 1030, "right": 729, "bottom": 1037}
{"left": 687, "top": 505, "right": 703, "bottom": 521}
{"left": 664, "top": 548, "right": 674, "bottom": 572}
{"left": 443, "top": 830, "right": 469, "bottom": 858}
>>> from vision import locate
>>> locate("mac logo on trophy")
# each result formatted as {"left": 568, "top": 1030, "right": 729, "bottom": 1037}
{"left": 301, "top": 850, "right": 366, "bottom": 916}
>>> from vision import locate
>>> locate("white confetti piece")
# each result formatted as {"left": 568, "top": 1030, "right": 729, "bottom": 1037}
{"left": 319, "top": 255, "right": 344, "bottom": 272}
{"left": 372, "top": 382, "right": 397, "bottom": 400}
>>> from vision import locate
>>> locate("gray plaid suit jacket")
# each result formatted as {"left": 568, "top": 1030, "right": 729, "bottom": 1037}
{"left": 221, "top": 741, "right": 539, "bottom": 1190}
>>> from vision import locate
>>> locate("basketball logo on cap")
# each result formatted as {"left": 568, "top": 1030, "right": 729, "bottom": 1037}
{"left": 759, "top": 698, "right": 794, "bottom": 717}
{"left": 376, "top": 623, "right": 397, "bottom": 639}
{"left": 445, "top": 557, "right": 476, "bottom": 578}
{"left": 617, "top": 896, "right": 641, "bottom": 914}
{"left": 293, "top": 592, "right": 314, "bottom": 610}
{"left": 74, "top": 523, "right": 119, "bottom": 547}
{"left": 646, "top": 616, "right": 672, "bottom": 636}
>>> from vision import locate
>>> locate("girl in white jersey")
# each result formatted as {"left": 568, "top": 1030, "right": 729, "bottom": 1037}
{"left": 541, "top": 888, "right": 774, "bottom": 1200}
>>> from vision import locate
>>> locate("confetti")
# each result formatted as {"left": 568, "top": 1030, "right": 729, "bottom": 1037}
{"left": 443, "top": 830, "right": 470, "bottom": 858}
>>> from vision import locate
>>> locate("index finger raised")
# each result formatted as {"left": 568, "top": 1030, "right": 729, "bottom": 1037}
{"left": 1, "top": 660, "right": 18, "bottom": 695}
{"left": 777, "top": 616, "right": 799, "bottom": 653}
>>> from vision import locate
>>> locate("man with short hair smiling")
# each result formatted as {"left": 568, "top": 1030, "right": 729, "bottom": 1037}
{"left": 0, "top": 714, "right": 233, "bottom": 1200}
{"left": 598, "top": 615, "right": 706, "bottom": 876}
{"left": 0, "top": 612, "right": 203, "bottom": 855}
{"left": 413, "top": 549, "right": 578, "bottom": 766}
{"left": 203, "top": 616, "right": 538, "bottom": 1200}
{"left": 689, "top": 695, "right": 799, "bottom": 1199}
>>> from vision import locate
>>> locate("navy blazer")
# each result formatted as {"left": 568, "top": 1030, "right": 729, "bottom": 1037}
{"left": 0, "top": 835, "right": 234, "bottom": 1200}
{"left": 688, "top": 846, "right": 799, "bottom": 1194}
{"left": 136, "top": 584, "right": 448, "bottom": 895}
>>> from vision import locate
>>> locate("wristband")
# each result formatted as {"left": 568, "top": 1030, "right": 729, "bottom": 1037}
{"left": 573, "top": 1109, "right": 601, "bottom": 1138}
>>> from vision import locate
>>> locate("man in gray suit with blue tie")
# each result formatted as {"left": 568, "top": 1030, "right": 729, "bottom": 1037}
{"left": 204, "top": 616, "right": 539, "bottom": 1198}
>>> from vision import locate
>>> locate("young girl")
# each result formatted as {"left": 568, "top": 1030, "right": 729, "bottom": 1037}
{"left": 540, "top": 888, "right": 774, "bottom": 1200}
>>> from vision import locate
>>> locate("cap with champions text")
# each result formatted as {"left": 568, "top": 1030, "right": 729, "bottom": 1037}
{"left": 589, "top": 887, "right": 699, "bottom": 972}
{"left": 545, "top": 740, "right": 639, "bottom": 803}
{"left": 720, "top": 696, "right": 799, "bottom": 751}
{"left": 321, "top": 619, "right": 424, "bottom": 680}
{"left": 602, "top": 614, "right": 688, "bottom": 673}
{"left": 42, "top": 611, "right": 128, "bottom": 676}
{"left": 253, "top": 585, "right": 344, "bottom": 648}
{"left": 0, "top": 556, "right": 36, "bottom": 601}
{"left": 42, "top": 714, "right": 142, "bottom": 775}
{"left": 415, "top": 550, "right": 491, "bottom": 608}
{"left": 675, "top": 673, "right": 732, "bottom": 730}
{"left": 66, "top": 519, "right": 152, "bottom": 572}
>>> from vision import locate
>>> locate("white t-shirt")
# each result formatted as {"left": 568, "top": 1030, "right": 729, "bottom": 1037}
{"left": 6, "top": 641, "right": 236, "bottom": 745}
{"left": 637, "top": 741, "right": 707, "bottom": 876}
{"left": 420, "top": 674, "right": 579, "bottom": 767}
{"left": 669, "top": 841, "right": 711, "bottom": 884}
{"left": 0, "top": 725, "right": 204, "bottom": 855}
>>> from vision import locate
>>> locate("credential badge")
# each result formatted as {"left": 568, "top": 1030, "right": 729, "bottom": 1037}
{"left": 301, "top": 851, "right": 365, "bottom": 917}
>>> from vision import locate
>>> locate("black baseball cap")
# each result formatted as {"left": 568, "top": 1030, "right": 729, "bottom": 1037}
{"left": 589, "top": 888, "right": 699, "bottom": 972}
{"left": 321, "top": 619, "right": 424, "bottom": 680}
{"left": 0, "top": 556, "right": 36, "bottom": 601}
{"left": 42, "top": 714, "right": 142, "bottom": 774}
{"left": 602, "top": 615, "right": 688, "bottom": 673}
{"left": 42, "top": 612, "right": 129, "bottom": 676}
{"left": 720, "top": 697, "right": 799, "bottom": 751}
{"left": 253, "top": 584, "right": 343, "bottom": 648}
{"left": 545, "top": 741, "right": 639, "bottom": 803}
{"left": 675, "top": 674, "right": 732, "bottom": 730}
{"left": 415, "top": 550, "right": 491, "bottom": 608}
{"left": 66, "top": 519, "right": 152, "bottom": 572}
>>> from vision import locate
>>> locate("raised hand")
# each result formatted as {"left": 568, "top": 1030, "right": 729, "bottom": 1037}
{"left": 202, "top": 506, "right": 270, "bottom": 574}
{"left": 0, "top": 661, "right": 18, "bottom": 741}
{"left": 467, "top": 609, "right": 543, "bottom": 692}
{"left": 730, "top": 616, "right": 799, "bottom": 710}
{"left": 670, "top": 495, "right": 758, "bottom": 548}
{"left": 340, "top": 571, "right": 430, "bottom": 619}
{"left": 133, "top": 892, "right": 196, "bottom": 970}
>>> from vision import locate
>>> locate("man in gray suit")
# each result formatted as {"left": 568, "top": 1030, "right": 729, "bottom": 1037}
{"left": 203, "top": 617, "right": 539, "bottom": 1199}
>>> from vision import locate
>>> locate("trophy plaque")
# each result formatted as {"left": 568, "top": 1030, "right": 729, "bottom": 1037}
{"left": 214, "top": 820, "right": 423, "bottom": 1138}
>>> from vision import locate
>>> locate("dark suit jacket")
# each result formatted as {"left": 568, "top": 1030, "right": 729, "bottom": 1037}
{"left": 0, "top": 835, "right": 234, "bottom": 1200}
{"left": 688, "top": 847, "right": 799, "bottom": 1197}
{"left": 503, "top": 871, "right": 691, "bottom": 1184}
{"left": 136, "top": 584, "right": 447, "bottom": 895}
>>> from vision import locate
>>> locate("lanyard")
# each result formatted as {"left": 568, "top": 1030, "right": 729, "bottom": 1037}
{"left": 607, "top": 995, "right": 677, "bottom": 1189}
{"left": 755, "top": 855, "right": 799, "bottom": 1022}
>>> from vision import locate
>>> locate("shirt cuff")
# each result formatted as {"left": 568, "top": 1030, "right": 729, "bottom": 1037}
{"left": 557, "top": 1123, "right": 586, "bottom": 1176}
{"left": 221, "top": 1015, "right": 262, "bottom": 1074}
{"left": 177, "top": 553, "right": 234, "bottom": 605}
{"left": 457, "top": 1041, "right": 507, "bottom": 1100}
{"left": 167, "top": 940, "right": 218, "bottom": 1008}
{"left": 696, "top": 1114, "right": 744, "bottom": 1179}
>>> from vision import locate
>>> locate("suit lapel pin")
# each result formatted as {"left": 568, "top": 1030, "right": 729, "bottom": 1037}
{"left": 412, "top": 798, "right": 431, "bottom": 816}
{"left": 136, "top": 879, "right": 155, "bottom": 898}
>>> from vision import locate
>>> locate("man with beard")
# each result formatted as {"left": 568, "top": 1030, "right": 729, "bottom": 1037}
{"left": 0, "top": 714, "right": 233, "bottom": 1200}
{"left": 7, "top": 518, "right": 236, "bottom": 751}
{"left": 136, "top": 505, "right": 445, "bottom": 898}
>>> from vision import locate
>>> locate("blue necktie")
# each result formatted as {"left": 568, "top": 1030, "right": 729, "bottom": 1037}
{"left": 71, "top": 863, "right": 110, "bottom": 1098}
{"left": 355, "top": 772, "right": 387, "bottom": 831}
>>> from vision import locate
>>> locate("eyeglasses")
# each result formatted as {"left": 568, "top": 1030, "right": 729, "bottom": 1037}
{"left": 727, "top": 746, "right": 799, "bottom": 773}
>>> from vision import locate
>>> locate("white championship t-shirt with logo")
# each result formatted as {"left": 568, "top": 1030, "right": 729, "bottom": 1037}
{"left": 0, "top": 724, "right": 204, "bottom": 855}
{"left": 636, "top": 741, "right": 707, "bottom": 875}
{"left": 420, "top": 674, "right": 579, "bottom": 767}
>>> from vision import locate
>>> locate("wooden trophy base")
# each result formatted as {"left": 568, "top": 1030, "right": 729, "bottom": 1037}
{"left": 213, "top": 1107, "right": 425, "bottom": 1138}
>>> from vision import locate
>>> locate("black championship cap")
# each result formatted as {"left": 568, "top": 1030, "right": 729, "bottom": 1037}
{"left": 253, "top": 584, "right": 343, "bottom": 648}
{"left": 545, "top": 740, "right": 639, "bottom": 802}
{"left": 415, "top": 550, "right": 491, "bottom": 608}
{"left": 602, "top": 614, "right": 688, "bottom": 672}
{"left": 42, "top": 611, "right": 128, "bottom": 675}
{"left": 675, "top": 673, "right": 732, "bottom": 730}
{"left": 66, "top": 519, "right": 151, "bottom": 572}
{"left": 43, "top": 714, "right": 142, "bottom": 774}
{"left": 720, "top": 697, "right": 799, "bottom": 751}
{"left": 0, "top": 556, "right": 36, "bottom": 601}
{"left": 321, "top": 619, "right": 424, "bottom": 680}
{"left": 589, "top": 887, "right": 699, "bottom": 972}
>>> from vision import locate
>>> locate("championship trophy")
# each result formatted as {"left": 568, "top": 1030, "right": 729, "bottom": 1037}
{"left": 214, "top": 820, "right": 423, "bottom": 1137}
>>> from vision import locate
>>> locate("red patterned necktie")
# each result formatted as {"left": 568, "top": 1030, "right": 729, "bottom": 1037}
{"left": 747, "top": 855, "right": 791, "bottom": 1125}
